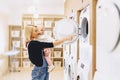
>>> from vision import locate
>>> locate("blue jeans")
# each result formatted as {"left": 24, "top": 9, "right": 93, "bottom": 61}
{"left": 32, "top": 52, "right": 49, "bottom": 80}
{"left": 32, "top": 66, "right": 49, "bottom": 80}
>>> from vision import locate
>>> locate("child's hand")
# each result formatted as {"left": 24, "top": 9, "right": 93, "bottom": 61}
{"left": 44, "top": 48, "right": 51, "bottom": 56}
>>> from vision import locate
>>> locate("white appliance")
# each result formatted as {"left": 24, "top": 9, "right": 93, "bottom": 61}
{"left": 66, "top": 55, "right": 75, "bottom": 80}
{"left": 94, "top": 0, "right": 120, "bottom": 80}
{"left": 64, "top": 41, "right": 78, "bottom": 80}
{"left": 64, "top": 44, "right": 71, "bottom": 80}
{"left": 77, "top": 6, "right": 92, "bottom": 80}
{"left": 79, "top": 6, "right": 90, "bottom": 45}
{"left": 69, "top": 41, "right": 78, "bottom": 80}
{"left": 77, "top": 44, "right": 92, "bottom": 80}
{"left": 54, "top": 17, "right": 80, "bottom": 80}
{"left": 53, "top": 18, "right": 79, "bottom": 80}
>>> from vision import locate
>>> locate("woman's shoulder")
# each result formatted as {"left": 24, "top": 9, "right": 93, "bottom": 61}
{"left": 30, "top": 40, "right": 39, "bottom": 42}
{"left": 28, "top": 40, "right": 54, "bottom": 48}
{"left": 29, "top": 40, "right": 48, "bottom": 45}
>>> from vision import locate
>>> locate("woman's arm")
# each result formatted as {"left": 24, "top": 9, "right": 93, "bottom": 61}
{"left": 32, "top": 34, "right": 75, "bottom": 49}
{"left": 53, "top": 35, "right": 74, "bottom": 46}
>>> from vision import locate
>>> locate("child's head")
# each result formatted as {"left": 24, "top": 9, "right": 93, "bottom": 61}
{"left": 37, "top": 26, "right": 45, "bottom": 35}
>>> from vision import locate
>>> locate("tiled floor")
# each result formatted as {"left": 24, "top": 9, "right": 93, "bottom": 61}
{"left": 2, "top": 68, "right": 64, "bottom": 80}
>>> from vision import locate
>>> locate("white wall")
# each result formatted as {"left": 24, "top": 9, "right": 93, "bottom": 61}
{"left": 0, "top": 10, "right": 9, "bottom": 77}
{"left": 1, "top": 0, "right": 65, "bottom": 25}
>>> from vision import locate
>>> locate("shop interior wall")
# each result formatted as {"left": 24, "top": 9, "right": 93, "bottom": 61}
{"left": 0, "top": 12, "right": 9, "bottom": 77}
{"left": 64, "top": 0, "right": 90, "bottom": 17}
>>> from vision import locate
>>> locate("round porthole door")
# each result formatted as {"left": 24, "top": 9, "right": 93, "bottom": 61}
{"left": 97, "top": 1, "right": 120, "bottom": 52}
{"left": 80, "top": 17, "right": 89, "bottom": 42}
{"left": 54, "top": 19, "right": 79, "bottom": 44}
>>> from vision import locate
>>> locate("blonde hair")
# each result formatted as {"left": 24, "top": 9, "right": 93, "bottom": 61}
{"left": 24, "top": 25, "right": 34, "bottom": 42}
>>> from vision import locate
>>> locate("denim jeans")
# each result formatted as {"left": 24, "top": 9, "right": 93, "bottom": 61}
{"left": 32, "top": 52, "right": 49, "bottom": 80}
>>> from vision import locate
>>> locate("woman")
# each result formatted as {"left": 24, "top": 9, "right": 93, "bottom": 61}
{"left": 25, "top": 25, "right": 74, "bottom": 80}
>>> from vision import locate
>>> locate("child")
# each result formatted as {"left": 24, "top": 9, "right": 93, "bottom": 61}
{"left": 37, "top": 26, "right": 55, "bottom": 72}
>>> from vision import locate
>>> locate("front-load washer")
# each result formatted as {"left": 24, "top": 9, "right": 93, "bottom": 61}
{"left": 79, "top": 5, "right": 90, "bottom": 45}
{"left": 69, "top": 41, "right": 78, "bottom": 80}
{"left": 77, "top": 44, "right": 92, "bottom": 80}
{"left": 53, "top": 15, "right": 80, "bottom": 80}
{"left": 77, "top": 6, "right": 92, "bottom": 80}
{"left": 94, "top": 0, "right": 120, "bottom": 80}
{"left": 64, "top": 41, "right": 78, "bottom": 80}
{"left": 64, "top": 44, "right": 71, "bottom": 80}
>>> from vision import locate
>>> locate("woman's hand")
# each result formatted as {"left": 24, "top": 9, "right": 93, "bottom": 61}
{"left": 65, "top": 34, "right": 76, "bottom": 41}
{"left": 53, "top": 34, "right": 76, "bottom": 46}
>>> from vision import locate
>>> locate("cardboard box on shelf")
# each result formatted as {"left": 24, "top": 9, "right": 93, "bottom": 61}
{"left": 23, "top": 61, "right": 30, "bottom": 68}
{"left": 11, "top": 61, "right": 19, "bottom": 68}
{"left": 54, "top": 51, "right": 61, "bottom": 58}
{"left": 54, "top": 61, "right": 62, "bottom": 67}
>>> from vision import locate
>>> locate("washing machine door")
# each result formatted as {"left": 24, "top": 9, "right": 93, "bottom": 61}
{"left": 97, "top": 1, "right": 120, "bottom": 52}
{"left": 79, "top": 6, "right": 90, "bottom": 43}
{"left": 80, "top": 17, "right": 89, "bottom": 42}
{"left": 95, "top": 1, "right": 120, "bottom": 80}
{"left": 54, "top": 19, "right": 79, "bottom": 44}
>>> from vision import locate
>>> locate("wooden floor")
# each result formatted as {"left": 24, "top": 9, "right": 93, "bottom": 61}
{"left": 1, "top": 68, "right": 64, "bottom": 80}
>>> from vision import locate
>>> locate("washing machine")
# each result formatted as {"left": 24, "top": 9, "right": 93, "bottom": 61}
{"left": 94, "top": 0, "right": 120, "bottom": 80}
{"left": 77, "top": 5, "right": 92, "bottom": 80}
{"left": 64, "top": 41, "right": 78, "bottom": 80}
{"left": 77, "top": 44, "right": 92, "bottom": 80}
{"left": 64, "top": 44, "right": 71, "bottom": 80}
{"left": 79, "top": 5, "right": 90, "bottom": 45}
{"left": 53, "top": 17, "right": 80, "bottom": 80}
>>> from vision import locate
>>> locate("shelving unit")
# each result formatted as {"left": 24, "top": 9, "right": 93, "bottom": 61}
{"left": 53, "top": 47, "right": 64, "bottom": 68}
{"left": 9, "top": 15, "right": 65, "bottom": 72}
{"left": 9, "top": 25, "right": 22, "bottom": 72}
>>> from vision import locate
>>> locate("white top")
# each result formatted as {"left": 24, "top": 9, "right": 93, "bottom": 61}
{"left": 37, "top": 34, "right": 55, "bottom": 42}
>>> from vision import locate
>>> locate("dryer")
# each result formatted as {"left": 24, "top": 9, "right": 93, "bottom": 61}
{"left": 77, "top": 6, "right": 92, "bottom": 80}
{"left": 94, "top": 0, "right": 120, "bottom": 80}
